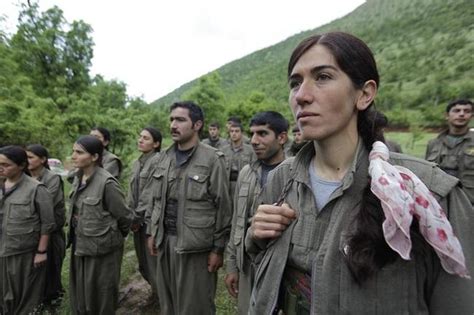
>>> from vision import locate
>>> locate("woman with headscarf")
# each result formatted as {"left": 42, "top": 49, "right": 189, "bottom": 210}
{"left": 246, "top": 32, "right": 473, "bottom": 314}
{"left": 68, "top": 136, "right": 132, "bottom": 314}
{"left": 26, "top": 144, "right": 66, "bottom": 305}
{"left": 128, "top": 127, "right": 162, "bottom": 301}
{"left": 0, "top": 146, "right": 56, "bottom": 314}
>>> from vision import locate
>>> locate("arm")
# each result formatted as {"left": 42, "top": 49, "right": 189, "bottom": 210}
{"left": 103, "top": 180, "right": 132, "bottom": 236}
{"left": 45, "top": 174, "right": 66, "bottom": 228}
{"left": 34, "top": 184, "right": 56, "bottom": 267}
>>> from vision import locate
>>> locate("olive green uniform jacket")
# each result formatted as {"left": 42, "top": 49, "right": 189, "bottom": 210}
{"left": 68, "top": 167, "right": 132, "bottom": 314}
{"left": 102, "top": 149, "right": 122, "bottom": 180}
{"left": 246, "top": 141, "right": 474, "bottom": 314}
{"left": 127, "top": 151, "right": 159, "bottom": 295}
{"left": 142, "top": 142, "right": 232, "bottom": 253}
{"left": 0, "top": 174, "right": 56, "bottom": 314}
{"left": 426, "top": 130, "right": 474, "bottom": 204}
{"left": 225, "top": 161, "right": 263, "bottom": 314}
{"left": 202, "top": 137, "right": 228, "bottom": 150}
{"left": 37, "top": 168, "right": 66, "bottom": 301}
{"left": 221, "top": 143, "right": 256, "bottom": 198}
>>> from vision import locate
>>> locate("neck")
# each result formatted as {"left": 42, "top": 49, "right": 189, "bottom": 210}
{"left": 30, "top": 166, "right": 44, "bottom": 179}
{"left": 313, "top": 133, "right": 359, "bottom": 181}
{"left": 231, "top": 139, "right": 242, "bottom": 148}
{"left": 177, "top": 134, "right": 199, "bottom": 151}
{"left": 6, "top": 172, "right": 23, "bottom": 188}
{"left": 82, "top": 165, "right": 96, "bottom": 180}
{"left": 449, "top": 125, "right": 469, "bottom": 136}
{"left": 263, "top": 149, "right": 285, "bottom": 166}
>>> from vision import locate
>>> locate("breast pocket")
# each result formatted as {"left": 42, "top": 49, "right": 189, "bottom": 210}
{"left": 81, "top": 197, "right": 102, "bottom": 219}
{"left": 463, "top": 147, "right": 474, "bottom": 170}
{"left": 187, "top": 173, "right": 209, "bottom": 200}
{"left": 8, "top": 200, "right": 33, "bottom": 220}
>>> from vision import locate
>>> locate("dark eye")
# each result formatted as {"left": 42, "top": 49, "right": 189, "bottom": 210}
{"left": 288, "top": 78, "right": 301, "bottom": 89}
{"left": 316, "top": 73, "right": 331, "bottom": 81}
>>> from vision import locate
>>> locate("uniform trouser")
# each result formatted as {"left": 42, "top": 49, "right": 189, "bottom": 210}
{"left": 0, "top": 251, "right": 46, "bottom": 314}
{"left": 133, "top": 224, "right": 159, "bottom": 298}
{"left": 156, "top": 234, "right": 217, "bottom": 315}
{"left": 44, "top": 229, "right": 66, "bottom": 302}
{"left": 237, "top": 259, "right": 255, "bottom": 315}
{"left": 69, "top": 244, "right": 124, "bottom": 315}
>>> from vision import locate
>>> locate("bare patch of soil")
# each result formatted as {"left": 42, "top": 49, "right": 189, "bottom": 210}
{"left": 117, "top": 273, "right": 160, "bottom": 315}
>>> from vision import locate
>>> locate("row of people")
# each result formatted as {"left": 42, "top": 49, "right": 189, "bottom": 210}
{"left": 1, "top": 30, "right": 473, "bottom": 315}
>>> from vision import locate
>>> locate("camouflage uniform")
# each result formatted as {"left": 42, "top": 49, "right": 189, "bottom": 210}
{"left": 426, "top": 130, "right": 474, "bottom": 204}
{"left": 141, "top": 143, "right": 232, "bottom": 315}
{"left": 68, "top": 167, "right": 132, "bottom": 315}
{"left": 247, "top": 141, "right": 474, "bottom": 314}
{"left": 0, "top": 174, "right": 55, "bottom": 314}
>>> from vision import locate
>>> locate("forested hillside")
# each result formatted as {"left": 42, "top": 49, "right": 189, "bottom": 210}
{"left": 152, "top": 0, "right": 473, "bottom": 128}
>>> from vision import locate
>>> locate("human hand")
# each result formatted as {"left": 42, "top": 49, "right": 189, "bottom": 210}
{"left": 224, "top": 272, "right": 239, "bottom": 298}
{"left": 207, "top": 252, "right": 223, "bottom": 273}
{"left": 147, "top": 236, "right": 158, "bottom": 256}
{"left": 251, "top": 203, "right": 296, "bottom": 240}
{"left": 34, "top": 253, "right": 47, "bottom": 268}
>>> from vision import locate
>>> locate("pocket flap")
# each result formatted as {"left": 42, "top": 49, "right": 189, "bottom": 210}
{"left": 184, "top": 215, "right": 215, "bottom": 228}
{"left": 83, "top": 197, "right": 101, "bottom": 206}
{"left": 188, "top": 174, "right": 209, "bottom": 183}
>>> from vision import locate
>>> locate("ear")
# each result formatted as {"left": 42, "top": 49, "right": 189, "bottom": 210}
{"left": 153, "top": 141, "right": 161, "bottom": 149}
{"left": 193, "top": 120, "right": 203, "bottom": 132}
{"left": 277, "top": 131, "right": 288, "bottom": 145}
{"left": 91, "top": 153, "right": 99, "bottom": 163}
{"left": 356, "top": 80, "right": 377, "bottom": 111}
{"left": 103, "top": 140, "right": 110, "bottom": 147}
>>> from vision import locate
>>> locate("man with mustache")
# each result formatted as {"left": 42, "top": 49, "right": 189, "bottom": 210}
{"left": 224, "top": 111, "right": 288, "bottom": 314}
{"left": 426, "top": 99, "right": 474, "bottom": 204}
{"left": 141, "top": 101, "right": 232, "bottom": 315}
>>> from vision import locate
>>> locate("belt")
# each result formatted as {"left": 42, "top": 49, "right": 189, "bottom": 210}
{"left": 230, "top": 170, "right": 239, "bottom": 181}
{"left": 164, "top": 200, "right": 178, "bottom": 235}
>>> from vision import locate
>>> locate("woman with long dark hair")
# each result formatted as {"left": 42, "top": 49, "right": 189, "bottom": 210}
{"left": 246, "top": 32, "right": 473, "bottom": 314}
{"left": 128, "top": 127, "right": 162, "bottom": 301}
{"left": 0, "top": 146, "right": 56, "bottom": 314}
{"left": 26, "top": 144, "right": 66, "bottom": 305}
{"left": 68, "top": 136, "right": 132, "bottom": 314}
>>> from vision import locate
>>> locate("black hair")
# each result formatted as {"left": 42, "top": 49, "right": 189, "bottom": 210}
{"left": 446, "top": 99, "right": 473, "bottom": 112}
{"left": 292, "top": 125, "right": 300, "bottom": 133}
{"left": 142, "top": 127, "right": 162, "bottom": 152}
{"left": 229, "top": 122, "right": 243, "bottom": 131}
{"left": 289, "top": 32, "right": 404, "bottom": 284}
{"left": 249, "top": 111, "right": 289, "bottom": 135}
{"left": 26, "top": 144, "right": 50, "bottom": 169}
{"left": 227, "top": 116, "right": 242, "bottom": 124}
{"left": 75, "top": 135, "right": 104, "bottom": 167}
{"left": 170, "top": 101, "right": 204, "bottom": 131}
{"left": 0, "top": 145, "right": 30, "bottom": 176}
{"left": 209, "top": 121, "right": 220, "bottom": 129}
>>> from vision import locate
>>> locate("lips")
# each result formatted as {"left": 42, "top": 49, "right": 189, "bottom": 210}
{"left": 296, "top": 111, "right": 318, "bottom": 120}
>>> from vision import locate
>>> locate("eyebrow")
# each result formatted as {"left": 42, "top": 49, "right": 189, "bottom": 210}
{"left": 289, "top": 64, "right": 339, "bottom": 81}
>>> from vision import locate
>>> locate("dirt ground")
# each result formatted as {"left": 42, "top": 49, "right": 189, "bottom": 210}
{"left": 117, "top": 273, "right": 160, "bottom": 315}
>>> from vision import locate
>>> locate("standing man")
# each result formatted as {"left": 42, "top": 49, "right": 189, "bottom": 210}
{"left": 426, "top": 99, "right": 474, "bottom": 204}
{"left": 202, "top": 122, "right": 227, "bottom": 149}
{"left": 142, "top": 101, "right": 232, "bottom": 315}
{"left": 221, "top": 123, "right": 256, "bottom": 198}
{"left": 287, "top": 125, "right": 307, "bottom": 157}
{"left": 224, "top": 111, "right": 288, "bottom": 314}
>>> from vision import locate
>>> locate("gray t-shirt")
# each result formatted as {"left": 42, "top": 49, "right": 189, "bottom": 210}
{"left": 309, "top": 163, "right": 342, "bottom": 211}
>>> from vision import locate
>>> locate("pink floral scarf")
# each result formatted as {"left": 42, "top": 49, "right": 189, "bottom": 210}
{"left": 369, "top": 141, "right": 470, "bottom": 278}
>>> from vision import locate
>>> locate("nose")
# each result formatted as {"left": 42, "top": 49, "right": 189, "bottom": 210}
{"left": 294, "top": 80, "right": 314, "bottom": 107}
{"left": 251, "top": 134, "right": 259, "bottom": 145}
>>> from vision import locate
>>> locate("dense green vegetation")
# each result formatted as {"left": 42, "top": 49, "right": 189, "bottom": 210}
{"left": 152, "top": 0, "right": 473, "bottom": 129}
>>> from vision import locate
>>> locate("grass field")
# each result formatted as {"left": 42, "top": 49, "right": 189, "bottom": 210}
{"left": 54, "top": 131, "right": 438, "bottom": 314}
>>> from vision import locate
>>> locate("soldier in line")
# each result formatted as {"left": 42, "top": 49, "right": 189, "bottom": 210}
{"left": 221, "top": 122, "right": 256, "bottom": 198}
{"left": 246, "top": 32, "right": 473, "bottom": 314}
{"left": 128, "top": 127, "right": 162, "bottom": 303}
{"left": 426, "top": 99, "right": 474, "bottom": 204}
{"left": 0, "top": 146, "right": 56, "bottom": 314}
{"left": 227, "top": 116, "right": 251, "bottom": 145}
{"left": 26, "top": 144, "right": 66, "bottom": 306}
{"left": 225, "top": 111, "right": 288, "bottom": 315}
{"left": 287, "top": 125, "right": 308, "bottom": 157}
{"left": 90, "top": 127, "right": 123, "bottom": 179}
{"left": 142, "top": 101, "right": 232, "bottom": 315}
{"left": 68, "top": 135, "right": 132, "bottom": 314}
{"left": 202, "top": 121, "right": 227, "bottom": 149}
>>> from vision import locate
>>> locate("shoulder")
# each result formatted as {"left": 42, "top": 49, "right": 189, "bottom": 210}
{"left": 197, "top": 142, "right": 224, "bottom": 159}
{"left": 389, "top": 152, "right": 458, "bottom": 198}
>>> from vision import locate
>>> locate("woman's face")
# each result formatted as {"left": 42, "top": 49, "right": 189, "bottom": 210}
{"left": 288, "top": 44, "right": 363, "bottom": 142}
{"left": 90, "top": 130, "right": 108, "bottom": 147}
{"left": 71, "top": 143, "right": 97, "bottom": 169}
{"left": 137, "top": 130, "right": 159, "bottom": 153}
{"left": 0, "top": 154, "right": 23, "bottom": 179}
{"left": 26, "top": 151, "right": 45, "bottom": 171}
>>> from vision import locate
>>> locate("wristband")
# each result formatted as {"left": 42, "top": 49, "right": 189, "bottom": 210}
{"left": 36, "top": 249, "right": 47, "bottom": 254}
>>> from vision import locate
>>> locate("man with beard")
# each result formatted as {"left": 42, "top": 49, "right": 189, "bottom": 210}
{"left": 224, "top": 111, "right": 288, "bottom": 314}
{"left": 142, "top": 101, "right": 232, "bottom": 315}
{"left": 426, "top": 99, "right": 474, "bottom": 204}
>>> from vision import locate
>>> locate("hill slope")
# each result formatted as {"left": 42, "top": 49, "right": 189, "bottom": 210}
{"left": 151, "top": 0, "right": 473, "bottom": 126}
